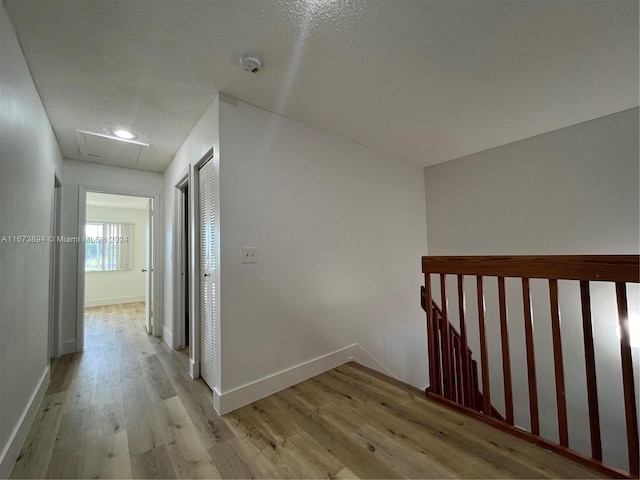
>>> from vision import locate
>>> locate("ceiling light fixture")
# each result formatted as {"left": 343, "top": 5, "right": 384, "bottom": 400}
{"left": 112, "top": 128, "right": 136, "bottom": 140}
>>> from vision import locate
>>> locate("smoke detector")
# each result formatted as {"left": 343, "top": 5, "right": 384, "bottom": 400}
{"left": 240, "top": 54, "right": 262, "bottom": 73}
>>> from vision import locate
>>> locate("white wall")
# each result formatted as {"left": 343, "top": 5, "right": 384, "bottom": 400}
{"left": 424, "top": 108, "right": 639, "bottom": 255}
{"left": 60, "top": 160, "right": 163, "bottom": 352}
{"left": 423, "top": 108, "right": 639, "bottom": 471}
{"left": 163, "top": 96, "right": 219, "bottom": 347}
{"left": 217, "top": 97, "right": 428, "bottom": 401}
{"left": 84, "top": 205, "right": 147, "bottom": 307}
{"left": 0, "top": 4, "right": 64, "bottom": 476}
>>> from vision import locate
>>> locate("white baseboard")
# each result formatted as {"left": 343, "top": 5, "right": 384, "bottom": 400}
{"left": 60, "top": 339, "right": 77, "bottom": 355}
{"left": 84, "top": 295, "right": 145, "bottom": 308}
{"left": 347, "top": 344, "right": 395, "bottom": 377}
{"left": 213, "top": 387, "right": 222, "bottom": 415}
{"left": 0, "top": 366, "right": 50, "bottom": 478}
{"left": 216, "top": 344, "right": 394, "bottom": 415}
{"left": 189, "top": 359, "right": 198, "bottom": 380}
{"left": 162, "top": 326, "right": 173, "bottom": 348}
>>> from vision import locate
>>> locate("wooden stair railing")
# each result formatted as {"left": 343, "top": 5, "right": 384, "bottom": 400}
{"left": 421, "top": 255, "right": 639, "bottom": 479}
{"left": 420, "top": 289, "right": 506, "bottom": 421}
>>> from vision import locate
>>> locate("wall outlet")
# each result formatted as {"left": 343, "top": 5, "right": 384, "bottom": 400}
{"left": 242, "top": 247, "right": 257, "bottom": 264}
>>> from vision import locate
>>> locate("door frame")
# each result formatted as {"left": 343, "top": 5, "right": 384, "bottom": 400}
{"left": 172, "top": 168, "right": 189, "bottom": 349}
{"left": 144, "top": 198, "right": 155, "bottom": 334}
{"left": 48, "top": 175, "right": 62, "bottom": 360}
{"left": 76, "top": 185, "right": 163, "bottom": 350}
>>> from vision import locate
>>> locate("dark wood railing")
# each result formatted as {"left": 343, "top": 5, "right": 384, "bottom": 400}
{"left": 421, "top": 255, "right": 639, "bottom": 478}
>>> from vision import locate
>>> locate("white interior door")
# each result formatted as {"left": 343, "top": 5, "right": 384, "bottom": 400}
{"left": 144, "top": 198, "right": 154, "bottom": 333}
{"left": 199, "top": 159, "right": 217, "bottom": 389}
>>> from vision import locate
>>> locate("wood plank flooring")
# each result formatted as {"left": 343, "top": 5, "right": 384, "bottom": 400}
{"left": 11, "top": 303, "right": 604, "bottom": 479}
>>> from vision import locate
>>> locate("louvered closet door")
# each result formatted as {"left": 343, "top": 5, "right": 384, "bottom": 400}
{"left": 199, "top": 158, "right": 217, "bottom": 390}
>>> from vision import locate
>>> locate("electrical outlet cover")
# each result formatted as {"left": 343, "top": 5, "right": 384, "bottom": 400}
{"left": 242, "top": 247, "right": 257, "bottom": 264}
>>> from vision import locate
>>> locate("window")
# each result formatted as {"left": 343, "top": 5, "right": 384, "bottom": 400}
{"left": 85, "top": 222, "right": 133, "bottom": 271}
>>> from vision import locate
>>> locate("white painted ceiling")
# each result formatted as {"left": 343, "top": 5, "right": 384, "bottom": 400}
{"left": 5, "top": 0, "right": 638, "bottom": 172}
{"left": 86, "top": 192, "right": 149, "bottom": 210}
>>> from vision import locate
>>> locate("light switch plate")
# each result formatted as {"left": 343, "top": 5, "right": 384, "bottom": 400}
{"left": 242, "top": 247, "right": 257, "bottom": 264}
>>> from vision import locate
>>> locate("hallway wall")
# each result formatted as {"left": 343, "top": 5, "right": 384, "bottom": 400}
{"left": 216, "top": 97, "right": 428, "bottom": 407}
{"left": 162, "top": 95, "right": 428, "bottom": 413}
{"left": 0, "top": 4, "right": 64, "bottom": 476}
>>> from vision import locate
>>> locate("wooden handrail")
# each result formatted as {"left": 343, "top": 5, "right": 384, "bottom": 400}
{"left": 422, "top": 255, "right": 639, "bottom": 282}
{"left": 422, "top": 255, "right": 639, "bottom": 478}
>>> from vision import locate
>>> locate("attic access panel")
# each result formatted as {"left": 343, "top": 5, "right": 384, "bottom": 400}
{"left": 76, "top": 130, "right": 149, "bottom": 164}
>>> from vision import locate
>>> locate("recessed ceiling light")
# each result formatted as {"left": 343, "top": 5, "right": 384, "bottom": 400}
{"left": 112, "top": 128, "right": 136, "bottom": 140}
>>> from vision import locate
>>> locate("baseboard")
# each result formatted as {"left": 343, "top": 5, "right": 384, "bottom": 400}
{"left": 189, "top": 359, "right": 198, "bottom": 380}
{"left": 216, "top": 344, "right": 393, "bottom": 415}
{"left": 84, "top": 295, "right": 145, "bottom": 307}
{"left": 347, "top": 344, "right": 396, "bottom": 377}
{"left": 60, "top": 339, "right": 77, "bottom": 355}
{"left": 162, "top": 326, "right": 173, "bottom": 348}
{"left": 213, "top": 387, "right": 222, "bottom": 415}
{"left": 0, "top": 366, "right": 50, "bottom": 478}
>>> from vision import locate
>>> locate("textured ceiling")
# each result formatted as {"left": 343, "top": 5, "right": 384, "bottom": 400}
{"left": 5, "top": 0, "right": 638, "bottom": 172}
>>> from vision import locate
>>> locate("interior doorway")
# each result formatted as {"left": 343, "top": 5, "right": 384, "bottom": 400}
{"left": 173, "top": 174, "right": 190, "bottom": 349}
{"left": 78, "top": 190, "right": 158, "bottom": 348}
{"left": 183, "top": 184, "right": 190, "bottom": 347}
{"left": 48, "top": 175, "right": 62, "bottom": 361}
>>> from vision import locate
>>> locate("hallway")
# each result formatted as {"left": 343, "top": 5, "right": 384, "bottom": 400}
{"left": 10, "top": 303, "right": 224, "bottom": 478}
{"left": 11, "top": 304, "right": 603, "bottom": 479}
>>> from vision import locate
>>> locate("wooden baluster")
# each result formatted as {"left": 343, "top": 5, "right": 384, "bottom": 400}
{"left": 471, "top": 360, "right": 482, "bottom": 412}
{"left": 498, "top": 277, "right": 514, "bottom": 424}
{"left": 425, "top": 275, "right": 437, "bottom": 394}
{"left": 429, "top": 280, "right": 443, "bottom": 397}
{"left": 549, "top": 279, "right": 569, "bottom": 447}
{"left": 457, "top": 275, "right": 472, "bottom": 407}
{"left": 615, "top": 282, "right": 639, "bottom": 477}
{"left": 432, "top": 305, "right": 442, "bottom": 396}
{"left": 579, "top": 281, "right": 602, "bottom": 461}
{"left": 440, "top": 274, "right": 454, "bottom": 400}
{"left": 454, "top": 336, "right": 464, "bottom": 404}
{"left": 470, "top": 359, "right": 479, "bottom": 410}
{"left": 477, "top": 276, "right": 491, "bottom": 415}
{"left": 452, "top": 336, "right": 458, "bottom": 402}
{"left": 522, "top": 278, "right": 540, "bottom": 435}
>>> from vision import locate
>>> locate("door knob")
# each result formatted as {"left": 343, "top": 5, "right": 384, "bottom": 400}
{"left": 142, "top": 268, "right": 147, "bottom": 272}
{"left": 203, "top": 273, "right": 210, "bottom": 277}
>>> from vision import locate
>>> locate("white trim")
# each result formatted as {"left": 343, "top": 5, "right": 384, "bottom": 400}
{"left": 162, "top": 326, "right": 173, "bottom": 348}
{"left": 215, "top": 344, "right": 393, "bottom": 415}
{"left": 48, "top": 175, "right": 62, "bottom": 360}
{"left": 77, "top": 186, "right": 87, "bottom": 350}
{"left": 84, "top": 295, "right": 145, "bottom": 308}
{"left": 172, "top": 168, "right": 189, "bottom": 349}
{"left": 60, "top": 339, "right": 77, "bottom": 355}
{"left": 0, "top": 367, "right": 50, "bottom": 479}
{"left": 189, "top": 161, "right": 200, "bottom": 379}
{"left": 347, "top": 344, "right": 395, "bottom": 377}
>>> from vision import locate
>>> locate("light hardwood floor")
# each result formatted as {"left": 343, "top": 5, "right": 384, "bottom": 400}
{"left": 11, "top": 303, "right": 603, "bottom": 479}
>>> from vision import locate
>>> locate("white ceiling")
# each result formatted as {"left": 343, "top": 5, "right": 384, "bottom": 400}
{"left": 86, "top": 192, "right": 149, "bottom": 210}
{"left": 5, "top": 0, "right": 638, "bottom": 172}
